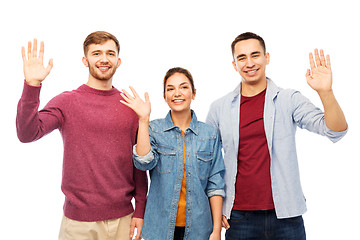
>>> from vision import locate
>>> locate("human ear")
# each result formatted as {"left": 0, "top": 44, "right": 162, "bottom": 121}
{"left": 265, "top": 52, "right": 270, "bottom": 65}
{"left": 116, "top": 58, "right": 121, "bottom": 68}
{"left": 232, "top": 61, "right": 238, "bottom": 72}
{"left": 82, "top": 57, "right": 89, "bottom": 67}
{"left": 192, "top": 89, "right": 197, "bottom": 100}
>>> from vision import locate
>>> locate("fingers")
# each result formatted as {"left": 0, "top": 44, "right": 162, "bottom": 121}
{"left": 308, "top": 52, "right": 316, "bottom": 70}
{"left": 23, "top": 39, "right": 44, "bottom": 61}
{"left": 326, "top": 54, "right": 331, "bottom": 70}
{"left": 222, "top": 215, "right": 230, "bottom": 230}
{"left": 144, "top": 92, "right": 150, "bottom": 103}
{"left": 27, "top": 41, "right": 32, "bottom": 59}
{"left": 46, "top": 58, "right": 54, "bottom": 75}
{"left": 310, "top": 49, "right": 330, "bottom": 69}
{"left": 129, "top": 221, "right": 135, "bottom": 239}
{"left": 129, "top": 86, "right": 140, "bottom": 98}
{"left": 21, "top": 46, "right": 26, "bottom": 61}
{"left": 121, "top": 89, "right": 134, "bottom": 102}
{"left": 33, "top": 39, "right": 37, "bottom": 58}
{"left": 314, "top": 48, "right": 321, "bottom": 68}
{"left": 39, "top": 41, "right": 45, "bottom": 61}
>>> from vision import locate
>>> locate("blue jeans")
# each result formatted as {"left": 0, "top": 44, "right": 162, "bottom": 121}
{"left": 225, "top": 209, "right": 306, "bottom": 240}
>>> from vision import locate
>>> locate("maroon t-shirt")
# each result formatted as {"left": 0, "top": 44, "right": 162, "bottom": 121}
{"left": 233, "top": 89, "right": 275, "bottom": 211}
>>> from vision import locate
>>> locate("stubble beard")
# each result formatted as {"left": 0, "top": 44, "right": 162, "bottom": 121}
{"left": 88, "top": 63, "right": 117, "bottom": 81}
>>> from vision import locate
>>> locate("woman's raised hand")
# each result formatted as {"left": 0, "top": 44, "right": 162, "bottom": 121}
{"left": 120, "top": 86, "right": 151, "bottom": 121}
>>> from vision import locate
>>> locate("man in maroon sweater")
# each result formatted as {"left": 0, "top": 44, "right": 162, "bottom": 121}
{"left": 16, "top": 31, "right": 147, "bottom": 240}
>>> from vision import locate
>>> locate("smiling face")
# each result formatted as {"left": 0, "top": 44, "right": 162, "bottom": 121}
{"left": 164, "top": 73, "right": 196, "bottom": 113}
{"left": 82, "top": 40, "right": 121, "bottom": 82}
{"left": 232, "top": 38, "right": 269, "bottom": 86}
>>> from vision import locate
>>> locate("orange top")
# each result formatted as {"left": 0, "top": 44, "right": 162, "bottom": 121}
{"left": 175, "top": 131, "right": 187, "bottom": 226}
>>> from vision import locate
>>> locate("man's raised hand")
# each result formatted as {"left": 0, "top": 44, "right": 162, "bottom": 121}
{"left": 22, "top": 39, "right": 53, "bottom": 86}
{"left": 305, "top": 49, "right": 332, "bottom": 94}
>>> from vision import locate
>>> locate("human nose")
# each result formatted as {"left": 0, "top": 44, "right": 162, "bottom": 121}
{"left": 99, "top": 53, "right": 109, "bottom": 63}
{"left": 174, "top": 88, "right": 181, "bottom": 96}
{"left": 246, "top": 58, "right": 255, "bottom": 68}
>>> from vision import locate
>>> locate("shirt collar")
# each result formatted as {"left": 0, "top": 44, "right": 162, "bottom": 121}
{"left": 164, "top": 110, "right": 199, "bottom": 135}
{"left": 233, "top": 77, "right": 280, "bottom": 102}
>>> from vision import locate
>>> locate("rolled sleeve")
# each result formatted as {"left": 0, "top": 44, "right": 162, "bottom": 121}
{"left": 133, "top": 144, "right": 154, "bottom": 163}
{"left": 207, "top": 188, "right": 225, "bottom": 198}
{"left": 324, "top": 124, "right": 348, "bottom": 143}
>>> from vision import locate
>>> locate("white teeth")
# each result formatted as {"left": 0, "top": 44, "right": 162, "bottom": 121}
{"left": 173, "top": 100, "right": 184, "bottom": 102}
{"left": 247, "top": 70, "right": 257, "bottom": 73}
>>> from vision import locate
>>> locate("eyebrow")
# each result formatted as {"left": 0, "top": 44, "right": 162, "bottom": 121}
{"left": 236, "top": 51, "right": 262, "bottom": 60}
{"left": 91, "top": 49, "right": 116, "bottom": 54}
{"left": 166, "top": 82, "right": 190, "bottom": 88}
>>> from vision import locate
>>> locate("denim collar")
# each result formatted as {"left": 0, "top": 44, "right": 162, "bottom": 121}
{"left": 163, "top": 110, "right": 199, "bottom": 135}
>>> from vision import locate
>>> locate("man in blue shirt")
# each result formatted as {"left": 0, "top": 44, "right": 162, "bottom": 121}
{"left": 206, "top": 32, "right": 347, "bottom": 239}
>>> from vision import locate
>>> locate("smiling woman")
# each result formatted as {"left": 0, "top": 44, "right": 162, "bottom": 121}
{"left": 120, "top": 67, "right": 226, "bottom": 239}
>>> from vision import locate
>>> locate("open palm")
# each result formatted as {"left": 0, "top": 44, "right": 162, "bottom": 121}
{"left": 120, "top": 86, "right": 151, "bottom": 120}
{"left": 22, "top": 39, "right": 53, "bottom": 86}
{"left": 306, "top": 49, "right": 332, "bottom": 93}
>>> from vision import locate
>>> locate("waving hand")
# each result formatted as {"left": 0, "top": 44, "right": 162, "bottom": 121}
{"left": 305, "top": 49, "right": 332, "bottom": 93}
{"left": 22, "top": 39, "right": 53, "bottom": 86}
{"left": 120, "top": 86, "right": 151, "bottom": 121}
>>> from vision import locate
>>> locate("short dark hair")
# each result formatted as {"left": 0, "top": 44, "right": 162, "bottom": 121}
{"left": 83, "top": 31, "right": 120, "bottom": 56}
{"left": 231, "top": 32, "right": 266, "bottom": 58}
{"left": 163, "top": 67, "right": 195, "bottom": 95}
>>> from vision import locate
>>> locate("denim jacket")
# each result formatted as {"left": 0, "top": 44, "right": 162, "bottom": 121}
{"left": 133, "top": 110, "right": 225, "bottom": 240}
{"left": 206, "top": 78, "right": 347, "bottom": 219}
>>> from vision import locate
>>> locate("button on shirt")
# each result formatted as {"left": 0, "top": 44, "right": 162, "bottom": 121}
{"left": 206, "top": 78, "right": 347, "bottom": 219}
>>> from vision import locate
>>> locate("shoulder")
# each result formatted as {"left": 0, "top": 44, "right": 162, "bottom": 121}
{"left": 196, "top": 121, "right": 218, "bottom": 138}
{"left": 149, "top": 118, "right": 166, "bottom": 130}
{"left": 210, "top": 87, "right": 238, "bottom": 108}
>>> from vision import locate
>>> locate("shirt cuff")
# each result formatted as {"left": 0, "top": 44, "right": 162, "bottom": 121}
{"left": 133, "top": 144, "right": 154, "bottom": 163}
{"left": 207, "top": 189, "right": 225, "bottom": 198}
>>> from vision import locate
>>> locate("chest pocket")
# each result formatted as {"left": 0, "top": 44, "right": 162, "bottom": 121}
{"left": 196, "top": 151, "right": 213, "bottom": 180}
{"left": 156, "top": 145, "right": 176, "bottom": 174}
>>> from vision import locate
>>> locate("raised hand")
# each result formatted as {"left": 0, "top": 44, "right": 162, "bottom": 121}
{"left": 305, "top": 49, "right": 332, "bottom": 94}
{"left": 120, "top": 86, "right": 151, "bottom": 121}
{"left": 21, "top": 39, "right": 53, "bottom": 86}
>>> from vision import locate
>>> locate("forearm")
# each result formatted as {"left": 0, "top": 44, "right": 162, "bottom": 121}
{"left": 16, "top": 82, "right": 43, "bottom": 142}
{"left": 135, "top": 118, "right": 151, "bottom": 156}
{"left": 318, "top": 90, "right": 347, "bottom": 132}
{"left": 209, "top": 195, "right": 223, "bottom": 234}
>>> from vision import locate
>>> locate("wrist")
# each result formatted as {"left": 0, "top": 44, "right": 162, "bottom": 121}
{"left": 212, "top": 225, "right": 222, "bottom": 233}
{"left": 139, "top": 116, "right": 150, "bottom": 123}
{"left": 317, "top": 89, "right": 335, "bottom": 101}
{"left": 25, "top": 79, "right": 42, "bottom": 87}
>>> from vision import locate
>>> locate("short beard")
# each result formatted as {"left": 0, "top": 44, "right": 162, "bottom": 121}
{"left": 88, "top": 62, "right": 117, "bottom": 81}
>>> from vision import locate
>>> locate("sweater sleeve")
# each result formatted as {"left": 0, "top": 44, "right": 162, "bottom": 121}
{"left": 132, "top": 166, "right": 148, "bottom": 218}
{"left": 16, "top": 81, "right": 64, "bottom": 143}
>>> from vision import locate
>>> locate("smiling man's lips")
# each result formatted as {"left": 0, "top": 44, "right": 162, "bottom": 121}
{"left": 98, "top": 66, "right": 111, "bottom": 72}
{"left": 245, "top": 69, "right": 258, "bottom": 73}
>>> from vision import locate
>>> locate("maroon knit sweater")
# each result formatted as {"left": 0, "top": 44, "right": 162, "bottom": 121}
{"left": 16, "top": 82, "right": 147, "bottom": 221}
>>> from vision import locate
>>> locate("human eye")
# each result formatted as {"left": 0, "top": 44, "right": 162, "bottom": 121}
{"left": 252, "top": 52, "right": 261, "bottom": 58}
{"left": 166, "top": 87, "right": 174, "bottom": 91}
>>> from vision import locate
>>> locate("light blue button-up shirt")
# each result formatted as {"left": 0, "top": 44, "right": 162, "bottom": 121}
{"left": 133, "top": 111, "right": 225, "bottom": 239}
{"left": 206, "top": 78, "right": 347, "bottom": 219}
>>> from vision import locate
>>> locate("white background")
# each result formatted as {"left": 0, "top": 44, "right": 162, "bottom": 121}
{"left": 1, "top": 0, "right": 359, "bottom": 239}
